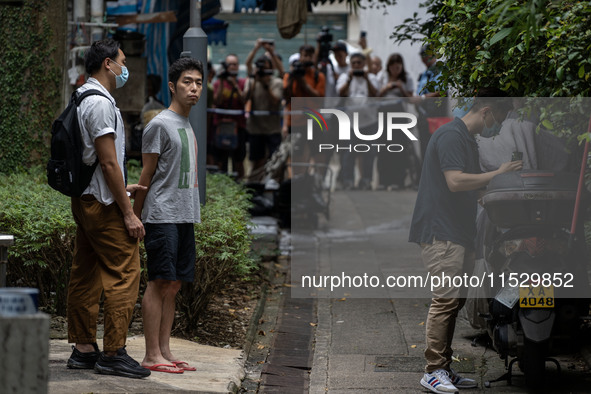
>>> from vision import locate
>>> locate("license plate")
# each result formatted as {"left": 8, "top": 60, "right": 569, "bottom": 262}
{"left": 519, "top": 285, "right": 555, "bottom": 308}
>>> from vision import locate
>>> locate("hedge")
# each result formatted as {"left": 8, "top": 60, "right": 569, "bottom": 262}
{"left": 0, "top": 166, "right": 255, "bottom": 323}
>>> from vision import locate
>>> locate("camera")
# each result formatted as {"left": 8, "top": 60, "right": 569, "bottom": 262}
{"left": 316, "top": 26, "right": 333, "bottom": 62}
{"left": 352, "top": 69, "right": 365, "bottom": 77}
{"left": 317, "top": 26, "right": 333, "bottom": 44}
{"left": 290, "top": 60, "right": 313, "bottom": 78}
{"left": 260, "top": 38, "right": 275, "bottom": 45}
{"left": 218, "top": 61, "right": 238, "bottom": 79}
{"left": 255, "top": 58, "right": 274, "bottom": 77}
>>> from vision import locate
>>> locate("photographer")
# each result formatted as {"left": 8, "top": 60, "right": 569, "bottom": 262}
{"left": 213, "top": 54, "right": 247, "bottom": 179}
{"left": 244, "top": 56, "right": 283, "bottom": 178}
{"left": 245, "top": 38, "right": 285, "bottom": 78}
{"left": 317, "top": 36, "right": 349, "bottom": 99}
{"left": 314, "top": 28, "right": 336, "bottom": 98}
{"left": 336, "top": 52, "right": 378, "bottom": 190}
{"left": 337, "top": 52, "right": 378, "bottom": 98}
{"left": 282, "top": 45, "right": 325, "bottom": 136}
{"left": 332, "top": 41, "right": 350, "bottom": 81}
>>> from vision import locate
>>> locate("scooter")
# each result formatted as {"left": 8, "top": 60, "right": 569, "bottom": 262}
{"left": 479, "top": 133, "right": 591, "bottom": 388}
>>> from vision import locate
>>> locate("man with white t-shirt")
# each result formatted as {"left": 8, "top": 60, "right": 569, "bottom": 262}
{"left": 336, "top": 52, "right": 378, "bottom": 190}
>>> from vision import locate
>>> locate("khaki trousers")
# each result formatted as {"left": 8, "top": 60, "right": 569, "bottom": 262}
{"left": 67, "top": 197, "right": 140, "bottom": 352}
{"left": 421, "top": 239, "right": 474, "bottom": 373}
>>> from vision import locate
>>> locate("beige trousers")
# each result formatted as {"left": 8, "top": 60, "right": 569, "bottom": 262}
{"left": 421, "top": 239, "right": 475, "bottom": 373}
{"left": 67, "top": 197, "right": 141, "bottom": 352}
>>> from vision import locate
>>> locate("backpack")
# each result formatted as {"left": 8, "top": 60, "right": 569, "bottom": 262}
{"left": 47, "top": 89, "right": 115, "bottom": 197}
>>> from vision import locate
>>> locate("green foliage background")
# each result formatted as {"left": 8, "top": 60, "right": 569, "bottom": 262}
{"left": 0, "top": 0, "right": 61, "bottom": 173}
{"left": 392, "top": 0, "right": 591, "bottom": 97}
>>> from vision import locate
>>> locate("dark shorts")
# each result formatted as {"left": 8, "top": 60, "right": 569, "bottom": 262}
{"left": 249, "top": 133, "right": 282, "bottom": 161}
{"left": 144, "top": 223, "right": 196, "bottom": 282}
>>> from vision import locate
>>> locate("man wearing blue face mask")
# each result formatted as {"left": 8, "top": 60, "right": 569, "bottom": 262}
{"left": 65, "top": 38, "right": 150, "bottom": 379}
{"left": 409, "top": 88, "right": 522, "bottom": 394}
{"left": 480, "top": 109, "right": 502, "bottom": 138}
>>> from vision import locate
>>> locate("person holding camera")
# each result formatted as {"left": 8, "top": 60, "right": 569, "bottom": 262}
{"left": 376, "top": 53, "right": 415, "bottom": 191}
{"left": 245, "top": 38, "right": 285, "bottom": 79}
{"left": 282, "top": 45, "right": 325, "bottom": 136}
{"left": 244, "top": 56, "right": 283, "bottom": 178}
{"left": 335, "top": 52, "right": 378, "bottom": 190}
{"left": 319, "top": 40, "right": 349, "bottom": 99}
{"left": 213, "top": 54, "right": 247, "bottom": 179}
{"left": 336, "top": 52, "right": 378, "bottom": 98}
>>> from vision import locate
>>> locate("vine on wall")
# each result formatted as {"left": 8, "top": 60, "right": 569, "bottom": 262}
{"left": 0, "top": 0, "right": 61, "bottom": 173}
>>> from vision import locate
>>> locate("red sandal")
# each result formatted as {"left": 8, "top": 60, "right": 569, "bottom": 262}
{"left": 171, "top": 361, "right": 196, "bottom": 371}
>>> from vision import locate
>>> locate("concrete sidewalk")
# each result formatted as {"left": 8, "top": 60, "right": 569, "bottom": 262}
{"left": 47, "top": 216, "right": 282, "bottom": 394}
{"left": 305, "top": 189, "right": 591, "bottom": 393}
{"left": 49, "top": 336, "right": 244, "bottom": 394}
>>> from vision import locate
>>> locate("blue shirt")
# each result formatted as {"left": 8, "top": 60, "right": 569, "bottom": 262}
{"left": 416, "top": 64, "right": 443, "bottom": 96}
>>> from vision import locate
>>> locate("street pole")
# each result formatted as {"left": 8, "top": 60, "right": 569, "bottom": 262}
{"left": 183, "top": 0, "right": 208, "bottom": 204}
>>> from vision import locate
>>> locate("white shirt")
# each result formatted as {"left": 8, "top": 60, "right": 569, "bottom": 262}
{"left": 76, "top": 78, "right": 125, "bottom": 205}
{"left": 336, "top": 72, "right": 379, "bottom": 98}
{"left": 335, "top": 72, "right": 379, "bottom": 128}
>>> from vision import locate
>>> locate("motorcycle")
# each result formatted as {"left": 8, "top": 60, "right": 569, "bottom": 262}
{"left": 479, "top": 168, "right": 591, "bottom": 388}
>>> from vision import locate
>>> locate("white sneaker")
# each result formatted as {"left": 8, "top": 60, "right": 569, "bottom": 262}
{"left": 449, "top": 368, "right": 478, "bottom": 389}
{"left": 420, "top": 369, "right": 459, "bottom": 393}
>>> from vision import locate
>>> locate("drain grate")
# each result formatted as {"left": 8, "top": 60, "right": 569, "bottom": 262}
{"left": 374, "top": 356, "right": 475, "bottom": 373}
{"left": 374, "top": 356, "right": 425, "bottom": 372}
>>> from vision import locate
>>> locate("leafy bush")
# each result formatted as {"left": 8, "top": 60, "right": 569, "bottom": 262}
{"left": 0, "top": 167, "right": 75, "bottom": 316}
{"left": 0, "top": 167, "right": 255, "bottom": 324}
{"left": 392, "top": 1, "right": 591, "bottom": 98}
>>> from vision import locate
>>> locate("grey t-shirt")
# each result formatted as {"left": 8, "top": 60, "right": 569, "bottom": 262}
{"left": 141, "top": 109, "right": 201, "bottom": 223}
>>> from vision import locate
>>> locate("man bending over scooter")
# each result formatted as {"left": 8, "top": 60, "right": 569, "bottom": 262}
{"left": 409, "top": 88, "right": 523, "bottom": 394}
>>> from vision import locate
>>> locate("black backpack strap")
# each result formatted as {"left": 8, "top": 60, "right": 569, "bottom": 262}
{"left": 74, "top": 89, "right": 117, "bottom": 129}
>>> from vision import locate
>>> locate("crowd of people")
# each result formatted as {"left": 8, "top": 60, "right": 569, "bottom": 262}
{"left": 203, "top": 35, "right": 446, "bottom": 190}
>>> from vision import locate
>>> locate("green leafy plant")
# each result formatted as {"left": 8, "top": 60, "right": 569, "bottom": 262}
{"left": 0, "top": 0, "right": 61, "bottom": 174}
{"left": 392, "top": 1, "right": 591, "bottom": 98}
{"left": 0, "top": 167, "right": 75, "bottom": 315}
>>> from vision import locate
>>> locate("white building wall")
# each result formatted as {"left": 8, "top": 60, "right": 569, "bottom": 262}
{"left": 357, "top": 0, "right": 428, "bottom": 86}
{"left": 312, "top": 0, "right": 428, "bottom": 84}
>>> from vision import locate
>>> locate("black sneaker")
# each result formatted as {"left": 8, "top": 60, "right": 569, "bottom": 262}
{"left": 67, "top": 343, "right": 100, "bottom": 369}
{"left": 94, "top": 346, "right": 151, "bottom": 379}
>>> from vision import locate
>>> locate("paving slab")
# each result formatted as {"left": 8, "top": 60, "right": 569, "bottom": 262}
{"left": 49, "top": 336, "right": 244, "bottom": 393}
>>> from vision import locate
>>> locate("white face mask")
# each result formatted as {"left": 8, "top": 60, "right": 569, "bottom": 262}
{"left": 109, "top": 60, "right": 129, "bottom": 88}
